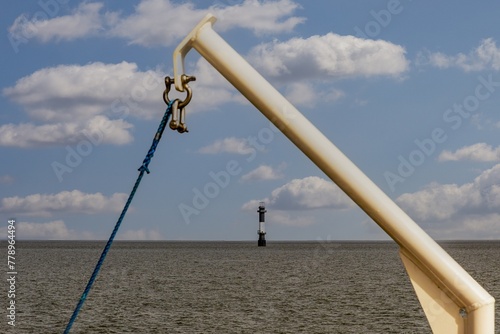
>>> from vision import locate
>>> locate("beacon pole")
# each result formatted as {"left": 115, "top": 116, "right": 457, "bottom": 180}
{"left": 172, "top": 14, "right": 495, "bottom": 333}
{"left": 257, "top": 202, "right": 266, "bottom": 247}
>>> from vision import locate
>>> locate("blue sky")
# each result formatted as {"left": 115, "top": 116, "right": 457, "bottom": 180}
{"left": 1, "top": 0, "right": 500, "bottom": 241}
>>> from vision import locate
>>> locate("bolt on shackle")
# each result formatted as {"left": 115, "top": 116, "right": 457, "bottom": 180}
{"left": 163, "top": 74, "right": 195, "bottom": 133}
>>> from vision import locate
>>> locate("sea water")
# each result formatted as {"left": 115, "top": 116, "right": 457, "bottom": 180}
{"left": 1, "top": 241, "right": 499, "bottom": 333}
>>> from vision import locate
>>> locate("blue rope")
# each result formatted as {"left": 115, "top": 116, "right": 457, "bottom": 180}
{"left": 64, "top": 101, "right": 174, "bottom": 333}
{"left": 139, "top": 102, "right": 174, "bottom": 174}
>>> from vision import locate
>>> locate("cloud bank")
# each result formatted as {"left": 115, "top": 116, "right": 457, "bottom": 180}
{"left": 242, "top": 176, "right": 354, "bottom": 211}
{"left": 397, "top": 164, "right": 500, "bottom": 238}
{"left": 248, "top": 33, "right": 409, "bottom": 81}
{"left": 439, "top": 143, "right": 500, "bottom": 162}
{"left": 4, "top": 1, "right": 410, "bottom": 148}
{"left": 0, "top": 220, "right": 164, "bottom": 240}
{"left": 9, "top": 0, "right": 305, "bottom": 47}
{"left": 0, "top": 190, "right": 127, "bottom": 217}
{"left": 1, "top": 62, "right": 165, "bottom": 147}
{"left": 418, "top": 38, "right": 500, "bottom": 72}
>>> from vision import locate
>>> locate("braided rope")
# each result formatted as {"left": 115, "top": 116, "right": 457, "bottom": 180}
{"left": 64, "top": 101, "right": 174, "bottom": 333}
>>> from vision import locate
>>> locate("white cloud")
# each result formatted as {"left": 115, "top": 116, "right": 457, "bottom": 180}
{"left": 0, "top": 190, "right": 127, "bottom": 217}
{"left": 9, "top": 3, "right": 104, "bottom": 43}
{"left": 17, "top": 220, "right": 72, "bottom": 239}
{"left": 397, "top": 164, "right": 500, "bottom": 238}
{"left": 397, "top": 183, "right": 477, "bottom": 222}
{"left": 439, "top": 143, "right": 500, "bottom": 162}
{"left": 9, "top": 0, "right": 304, "bottom": 47}
{"left": 2, "top": 61, "right": 167, "bottom": 147}
{"left": 0, "top": 220, "right": 163, "bottom": 240}
{"left": 1, "top": 58, "right": 251, "bottom": 148}
{"left": 0, "top": 220, "right": 96, "bottom": 240}
{"left": 213, "top": 0, "right": 305, "bottom": 35}
{"left": 242, "top": 176, "right": 354, "bottom": 211}
{"left": 248, "top": 33, "right": 409, "bottom": 81}
{"left": 107, "top": 0, "right": 203, "bottom": 47}
{"left": 419, "top": 38, "right": 500, "bottom": 72}
{"left": 241, "top": 164, "right": 285, "bottom": 182}
{"left": 0, "top": 116, "right": 133, "bottom": 148}
{"left": 108, "top": 0, "right": 303, "bottom": 46}
{"left": 3, "top": 61, "right": 164, "bottom": 122}
{"left": 423, "top": 213, "right": 500, "bottom": 240}
{"left": 198, "top": 137, "right": 255, "bottom": 155}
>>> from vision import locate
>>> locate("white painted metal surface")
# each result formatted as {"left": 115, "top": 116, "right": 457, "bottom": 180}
{"left": 173, "top": 14, "right": 495, "bottom": 333}
{"left": 259, "top": 221, "right": 264, "bottom": 234}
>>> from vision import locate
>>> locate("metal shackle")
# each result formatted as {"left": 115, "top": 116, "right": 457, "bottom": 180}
{"left": 163, "top": 75, "right": 195, "bottom": 109}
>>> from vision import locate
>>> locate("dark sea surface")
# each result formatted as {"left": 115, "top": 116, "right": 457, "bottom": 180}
{"left": 1, "top": 240, "right": 499, "bottom": 333}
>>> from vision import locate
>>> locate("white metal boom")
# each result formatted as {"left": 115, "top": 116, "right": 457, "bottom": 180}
{"left": 172, "top": 14, "right": 495, "bottom": 333}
